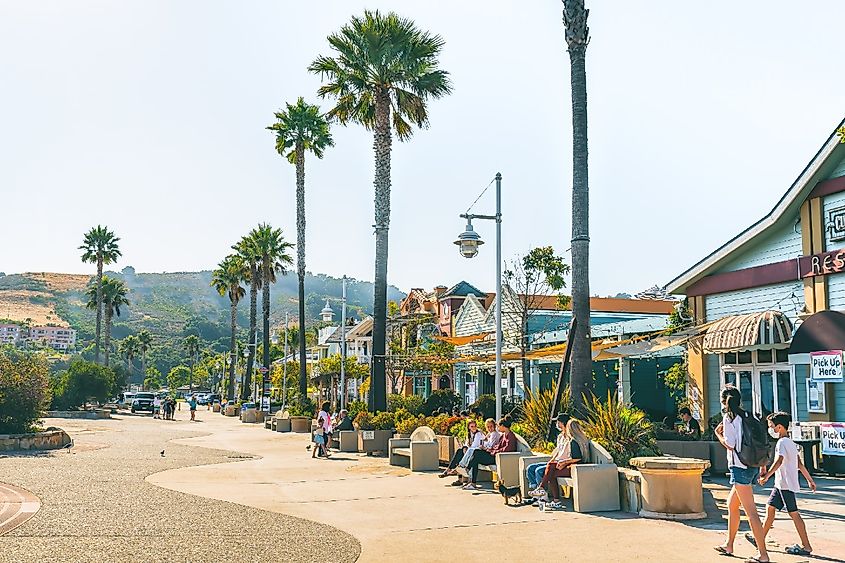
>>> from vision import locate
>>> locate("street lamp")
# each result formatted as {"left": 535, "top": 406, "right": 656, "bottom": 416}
{"left": 453, "top": 172, "right": 503, "bottom": 421}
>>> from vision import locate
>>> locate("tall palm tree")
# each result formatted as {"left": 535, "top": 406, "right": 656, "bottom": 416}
{"left": 309, "top": 11, "right": 451, "bottom": 411}
{"left": 87, "top": 276, "right": 129, "bottom": 367}
{"left": 562, "top": 0, "right": 592, "bottom": 413}
{"left": 79, "top": 226, "right": 121, "bottom": 364}
{"left": 233, "top": 235, "right": 261, "bottom": 401}
{"left": 184, "top": 334, "right": 200, "bottom": 394}
{"left": 119, "top": 335, "right": 140, "bottom": 377}
{"left": 212, "top": 255, "right": 247, "bottom": 401}
{"left": 267, "top": 97, "right": 334, "bottom": 405}
{"left": 249, "top": 224, "right": 293, "bottom": 402}
{"left": 137, "top": 329, "right": 153, "bottom": 379}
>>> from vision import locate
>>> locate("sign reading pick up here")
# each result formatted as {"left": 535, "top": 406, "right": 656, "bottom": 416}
{"left": 821, "top": 423, "right": 845, "bottom": 457}
{"left": 810, "top": 350, "right": 844, "bottom": 382}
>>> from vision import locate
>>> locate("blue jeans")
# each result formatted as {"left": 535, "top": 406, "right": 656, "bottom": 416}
{"left": 526, "top": 462, "right": 547, "bottom": 490}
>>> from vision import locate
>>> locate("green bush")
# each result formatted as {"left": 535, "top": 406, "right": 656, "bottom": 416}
{"left": 52, "top": 359, "right": 114, "bottom": 410}
{"left": 347, "top": 400, "right": 368, "bottom": 421}
{"left": 370, "top": 411, "right": 396, "bottom": 431}
{"left": 470, "top": 394, "right": 495, "bottom": 419}
{"left": 387, "top": 393, "right": 425, "bottom": 415}
{"left": 423, "top": 389, "right": 461, "bottom": 416}
{"left": 353, "top": 411, "right": 373, "bottom": 430}
{"left": 396, "top": 415, "right": 424, "bottom": 435}
{"left": 288, "top": 397, "right": 315, "bottom": 417}
{"left": 0, "top": 347, "right": 51, "bottom": 433}
{"left": 583, "top": 392, "right": 659, "bottom": 467}
{"left": 519, "top": 388, "right": 572, "bottom": 448}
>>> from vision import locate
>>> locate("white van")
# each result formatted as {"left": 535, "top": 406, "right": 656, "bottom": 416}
{"left": 117, "top": 392, "right": 136, "bottom": 409}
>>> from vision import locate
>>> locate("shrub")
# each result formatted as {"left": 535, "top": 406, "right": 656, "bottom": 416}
{"left": 583, "top": 392, "right": 659, "bottom": 467}
{"left": 388, "top": 393, "right": 426, "bottom": 416}
{"left": 423, "top": 389, "right": 462, "bottom": 416}
{"left": 288, "top": 397, "right": 315, "bottom": 417}
{"left": 370, "top": 411, "right": 396, "bottom": 431}
{"left": 347, "top": 400, "right": 368, "bottom": 421}
{"left": 448, "top": 415, "right": 482, "bottom": 440}
{"left": 53, "top": 359, "right": 114, "bottom": 410}
{"left": 425, "top": 414, "right": 461, "bottom": 435}
{"left": 353, "top": 411, "right": 374, "bottom": 430}
{"left": 470, "top": 394, "right": 495, "bottom": 420}
{"left": 0, "top": 348, "right": 51, "bottom": 434}
{"left": 396, "top": 415, "right": 424, "bottom": 435}
{"left": 519, "top": 388, "right": 572, "bottom": 448}
{"left": 393, "top": 407, "right": 415, "bottom": 424}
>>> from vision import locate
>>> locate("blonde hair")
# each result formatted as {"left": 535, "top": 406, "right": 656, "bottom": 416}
{"left": 566, "top": 420, "right": 591, "bottom": 463}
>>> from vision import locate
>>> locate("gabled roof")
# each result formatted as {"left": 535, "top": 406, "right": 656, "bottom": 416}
{"left": 440, "top": 281, "right": 487, "bottom": 299}
{"left": 667, "top": 119, "right": 845, "bottom": 294}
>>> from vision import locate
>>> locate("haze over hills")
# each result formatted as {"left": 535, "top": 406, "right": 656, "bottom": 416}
{"left": 0, "top": 269, "right": 405, "bottom": 376}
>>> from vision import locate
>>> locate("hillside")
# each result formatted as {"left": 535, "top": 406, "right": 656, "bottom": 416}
{"left": 0, "top": 269, "right": 405, "bottom": 376}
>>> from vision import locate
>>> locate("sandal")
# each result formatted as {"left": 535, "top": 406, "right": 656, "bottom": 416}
{"left": 713, "top": 545, "right": 733, "bottom": 556}
{"left": 744, "top": 533, "right": 757, "bottom": 548}
{"left": 785, "top": 545, "right": 812, "bottom": 556}
{"left": 438, "top": 471, "right": 450, "bottom": 478}
{"left": 450, "top": 479, "right": 464, "bottom": 487}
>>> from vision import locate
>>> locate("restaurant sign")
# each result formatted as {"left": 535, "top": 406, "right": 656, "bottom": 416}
{"left": 810, "top": 350, "right": 844, "bottom": 382}
{"left": 801, "top": 248, "right": 845, "bottom": 278}
{"left": 820, "top": 422, "right": 845, "bottom": 457}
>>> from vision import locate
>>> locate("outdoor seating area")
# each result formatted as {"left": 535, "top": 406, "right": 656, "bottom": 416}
{"left": 388, "top": 426, "right": 439, "bottom": 471}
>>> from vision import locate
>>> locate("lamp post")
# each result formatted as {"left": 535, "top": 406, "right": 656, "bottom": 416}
{"left": 340, "top": 275, "right": 347, "bottom": 410}
{"left": 282, "top": 312, "right": 289, "bottom": 411}
{"left": 454, "top": 172, "right": 503, "bottom": 421}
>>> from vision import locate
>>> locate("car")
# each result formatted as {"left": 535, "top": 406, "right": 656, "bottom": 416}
{"left": 131, "top": 392, "right": 156, "bottom": 413}
{"left": 117, "top": 392, "right": 136, "bottom": 409}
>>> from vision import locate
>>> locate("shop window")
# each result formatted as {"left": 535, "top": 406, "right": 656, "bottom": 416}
{"left": 776, "top": 349, "right": 789, "bottom": 363}
{"left": 737, "top": 351, "right": 753, "bottom": 364}
{"left": 756, "top": 349, "right": 773, "bottom": 364}
{"left": 724, "top": 352, "right": 737, "bottom": 364}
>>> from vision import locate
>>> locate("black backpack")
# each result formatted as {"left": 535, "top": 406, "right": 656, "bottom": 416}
{"left": 736, "top": 411, "right": 771, "bottom": 468}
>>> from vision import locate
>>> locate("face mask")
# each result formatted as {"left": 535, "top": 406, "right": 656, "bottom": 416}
{"left": 768, "top": 428, "right": 780, "bottom": 439}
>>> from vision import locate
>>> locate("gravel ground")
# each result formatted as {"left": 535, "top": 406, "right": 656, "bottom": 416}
{"left": 0, "top": 415, "right": 361, "bottom": 563}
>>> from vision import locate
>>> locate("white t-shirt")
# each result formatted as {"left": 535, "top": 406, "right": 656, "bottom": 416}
{"left": 318, "top": 410, "right": 332, "bottom": 433}
{"left": 774, "top": 436, "right": 800, "bottom": 492}
{"left": 722, "top": 413, "right": 746, "bottom": 469}
{"left": 483, "top": 430, "right": 501, "bottom": 449}
{"left": 466, "top": 430, "right": 484, "bottom": 449}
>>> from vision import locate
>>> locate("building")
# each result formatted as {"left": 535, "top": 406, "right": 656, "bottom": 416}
{"left": 0, "top": 324, "right": 22, "bottom": 345}
{"left": 28, "top": 326, "right": 77, "bottom": 351}
{"left": 398, "top": 282, "right": 489, "bottom": 337}
{"left": 667, "top": 119, "right": 845, "bottom": 428}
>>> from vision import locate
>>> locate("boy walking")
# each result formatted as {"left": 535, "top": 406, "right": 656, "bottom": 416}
{"left": 754, "top": 411, "right": 816, "bottom": 557}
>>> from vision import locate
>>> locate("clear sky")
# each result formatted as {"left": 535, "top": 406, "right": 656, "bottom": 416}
{"left": 3, "top": 1, "right": 844, "bottom": 297}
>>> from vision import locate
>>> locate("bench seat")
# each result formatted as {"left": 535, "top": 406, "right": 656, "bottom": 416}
{"left": 392, "top": 447, "right": 411, "bottom": 457}
{"left": 388, "top": 427, "right": 438, "bottom": 471}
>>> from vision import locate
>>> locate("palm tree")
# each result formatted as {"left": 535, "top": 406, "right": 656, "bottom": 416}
{"left": 249, "top": 224, "right": 293, "bottom": 402}
{"left": 184, "top": 334, "right": 200, "bottom": 394}
{"left": 86, "top": 276, "right": 129, "bottom": 367}
{"left": 119, "top": 335, "right": 140, "bottom": 378}
{"left": 309, "top": 11, "right": 451, "bottom": 411}
{"left": 137, "top": 329, "right": 153, "bottom": 379}
{"left": 267, "top": 97, "right": 334, "bottom": 405}
{"left": 212, "top": 255, "right": 247, "bottom": 401}
{"left": 233, "top": 234, "right": 261, "bottom": 401}
{"left": 562, "top": 0, "right": 592, "bottom": 413}
{"left": 79, "top": 226, "right": 121, "bottom": 364}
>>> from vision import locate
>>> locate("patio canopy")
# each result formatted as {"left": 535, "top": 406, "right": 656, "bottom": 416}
{"left": 788, "top": 310, "right": 845, "bottom": 359}
{"left": 703, "top": 310, "right": 792, "bottom": 353}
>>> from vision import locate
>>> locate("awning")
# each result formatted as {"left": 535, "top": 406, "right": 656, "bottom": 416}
{"left": 435, "top": 332, "right": 493, "bottom": 346}
{"left": 703, "top": 310, "right": 792, "bottom": 353}
{"left": 788, "top": 310, "right": 845, "bottom": 358}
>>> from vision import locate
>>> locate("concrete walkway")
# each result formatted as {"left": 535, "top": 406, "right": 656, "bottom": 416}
{"left": 0, "top": 483, "right": 40, "bottom": 535}
{"left": 148, "top": 413, "right": 845, "bottom": 562}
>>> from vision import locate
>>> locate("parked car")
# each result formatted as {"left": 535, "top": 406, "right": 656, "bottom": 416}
{"left": 117, "top": 392, "right": 136, "bottom": 409}
{"left": 131, "top": 392, "right": 156, "bottom": 414}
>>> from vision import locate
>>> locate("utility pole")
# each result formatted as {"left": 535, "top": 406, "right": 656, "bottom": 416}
{"left": 340, "top": 275, "right": 347, "bottom": 410}
{"left": 282, "top": 312, "right": 289, "bottom": 411}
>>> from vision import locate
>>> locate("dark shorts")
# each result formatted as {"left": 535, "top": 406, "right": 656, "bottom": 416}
{"left": 729, "top": 466, "right": 759, "bottom": 486}
{"left": 768, "top": 488, "right": 798, "bottom": 512}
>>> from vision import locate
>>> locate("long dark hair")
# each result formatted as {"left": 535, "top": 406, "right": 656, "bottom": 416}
{"left": 720, "top": 386, "right": 744, "bottom": 420}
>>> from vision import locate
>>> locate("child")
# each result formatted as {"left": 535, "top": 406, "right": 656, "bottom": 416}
{"left": 755, "top": 411, "right": 816, "bottom": 557}
{"left": 312, "top": 427, "right": 328, "bottom": 459}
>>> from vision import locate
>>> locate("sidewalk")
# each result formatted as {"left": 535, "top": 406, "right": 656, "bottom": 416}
{"left": 148, "top": 414, "right": 845, "bottom": 562}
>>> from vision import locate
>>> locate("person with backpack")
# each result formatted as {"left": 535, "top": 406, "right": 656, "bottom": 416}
{"left": 713, "top": 386, "right": 770, "bottom": 563}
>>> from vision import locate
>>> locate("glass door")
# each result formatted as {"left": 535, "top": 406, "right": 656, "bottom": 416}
{"left": 754, "top": 367, "right": 796, "bottom": 419}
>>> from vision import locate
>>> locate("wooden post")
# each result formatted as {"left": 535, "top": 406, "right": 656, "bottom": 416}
{"left": 548, "top": 317, "right": 577, "bottom": 441}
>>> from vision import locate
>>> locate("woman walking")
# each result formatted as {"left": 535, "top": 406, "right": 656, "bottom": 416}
{"left": 714, "top": 386, "right": 770, "bottom": 562}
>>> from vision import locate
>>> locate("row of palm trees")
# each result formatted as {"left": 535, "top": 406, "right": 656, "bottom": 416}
{"left": 79, "top": 225, "right": 122, "bottom": 365}
{"left": 212, "top": 224, "right": 293, "bottom": 401}
{"left": 117, "top": 330, "right": 153, "bottom": 377}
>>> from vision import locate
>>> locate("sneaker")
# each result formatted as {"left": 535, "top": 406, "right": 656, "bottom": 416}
{"left": 547, "top": 500, "right": 562, "bottom": 510}
{"left": 529, "top": 487, "right": 548, "bottom": 498}
{"left": 461, "top": 483, "right": 478, "bottom": 490}
{"left": 450, "top": 479, "right": 464, "bottom": 487}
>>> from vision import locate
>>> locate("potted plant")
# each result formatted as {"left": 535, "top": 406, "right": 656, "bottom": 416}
{"left": 428, "top": 414, "right": 461, "bottom": 463}
{"left": 288, "top": 399, "right": 314, "bottom": 433}
{"left": 357, "top": 411, "right": 395, "bottom": 454}
{"left": 393, "top": 410, "right": 419, "bottom": 438}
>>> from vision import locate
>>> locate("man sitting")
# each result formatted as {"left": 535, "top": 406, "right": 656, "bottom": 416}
{"left": 679, "top": 407, "right": 702, "bottom": 440}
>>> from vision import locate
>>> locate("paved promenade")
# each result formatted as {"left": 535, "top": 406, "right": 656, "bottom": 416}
{"left": 1, "top": 410, "right": 843, "bottom": 562}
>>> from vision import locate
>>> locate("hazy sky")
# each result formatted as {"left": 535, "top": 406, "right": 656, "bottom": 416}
{"left": 3, "top": 1, "right": 845, "bottom": 297}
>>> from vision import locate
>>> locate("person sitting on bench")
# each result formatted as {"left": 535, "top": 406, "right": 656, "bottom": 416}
{"left": 463, "top": 416, "right": 516, "bottom": 490}
{"left": 334, "top": 409, "right": 354, "bottom": 432}
{"left": 528, "top": 419, "right": 588, "bottom": 509}
{"left": 524, "top": 412, "right": 571, "bottom": 503}
{"left": 440, "top": 418, "right": 484, "bottom": 478}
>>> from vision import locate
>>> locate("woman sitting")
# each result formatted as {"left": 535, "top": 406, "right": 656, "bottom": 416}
{"left": 528, "top": 419, "right": 590, "bottom": 509}
{"left": 451, "top": 418, "right": 501, "bottom": 486}
{"left": 439, "top": 418, "right": 485, "bottom": 479}
{"left": 462, "top": 416, "right": 516, "bottom": 490}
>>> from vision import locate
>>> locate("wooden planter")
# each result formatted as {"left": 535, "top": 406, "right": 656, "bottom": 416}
{"left": 290, "top": 416, "right": 311, "bottom": 433}
{"left": 357, "top": 430, "right": 394, "bottom": 454}
{"left": 436, "top": 435, "right": 458, "bottom": 464}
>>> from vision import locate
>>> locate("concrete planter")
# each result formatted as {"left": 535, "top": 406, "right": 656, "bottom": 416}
{"left": 241, "top": 408, "right": 258, "bottom": 423}
{"left": 618, "top": 467, "right": 643, "bottom": 514}
{"left": 290, "top": 416, "right": 311, "bottom": 433}
{"left": 46, "top": 410, "right": 111, "bottom": 420}
{"left": 275, "top": 418, "right": 291, "bottom": 432}
{"left": 357, "top": 430, "right": 393, "bottom": 454}
{"left": 630, "top": 456, "right": 710, "bottom": 520}
{"left": 212, "top": 403, "right": 221, "bottom": 413}
{"left": 656, "top": 440, "right": 719, "bottom": 474}
{"left": 0, "top": 429, "right": 72, "bottom": 452}
{"left": 223, "top": 404, "right": 239, "bottom": 417}
{"left": 436, "top": 435, "right": 458, "bottom": 464}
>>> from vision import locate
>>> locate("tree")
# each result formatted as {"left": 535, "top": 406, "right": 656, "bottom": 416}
{"left": 268, "top": 97, "right": 334, "bottom": 408}
{"left": 167, "top": 366, "right": 191, "bottom": 391}
{"left": 137, "top": 329, "right": 153, "bottom": 379}
{"left": 502, "top": 246, "right": 570, "bottom": 384}
{"left": 86, "top": 276, "right": 129, "bottom": 368}
{"left": 562, "top": 0, "right": 592, "bottom": 413}
{"left": 249, "top": 224, "right": 294, "bottom": 402}
{"left": 315, "top": 354, "right": 369, "bottom": 407}
{"left": 0, "top": 347, "right": 50, "bottom": 433}
{"left": 118, "top": 335, "right": 140, "bottom": 378}
{"left": 233, "top": 234, "right": 261, "bottom": 401}
{"left": 61, "top": 358, "right": 115, "bottom": 409}
{"left": 211, "top": 255, "right": 247, "bottom": 400}
{"left": 183, "top": 335, "right": 201, "bottom": 394}
{"left": 143, "top": 367, "right": 164, "bottom": 391}
{"left": 79, "top": 226, "right": 121, "bottom": 364}
{"left": 310, "top": 10, "right": 452, "bottom": 411}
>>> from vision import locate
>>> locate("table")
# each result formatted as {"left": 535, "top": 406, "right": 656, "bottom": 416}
{"left": 630, "top": 456, "right": 711, "bottom": 520}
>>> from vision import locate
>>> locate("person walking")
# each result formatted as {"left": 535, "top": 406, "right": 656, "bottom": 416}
{"left": 317, "top": 401, "right": 333, "bottom": 454}
{"left": 714, "top": 386, "right": 770, "bottom": 562}
{"left": 189, "top": 394, "right": 198, "bottom": 422}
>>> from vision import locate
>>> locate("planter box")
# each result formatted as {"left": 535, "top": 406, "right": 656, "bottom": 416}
{"left": 357, "top": 430, "right": 393, "bottom": 454}
{"left": 338, "top": 431, "right": 358, "bottom": 452}
{"left": 275, "top": 418, "right": 291, "bottom": 433}
{"left": 618, "top": 467, "right": 643, "bottom": 514}
{"left": 393, "top": 433, "right": 411, "bottom": 439}
{"left": 436, "top": 435, "right": 458, "bottom": 464}
{"left": 212, "top": 403, "right": 221, "bottom": 413}
{"left": 223, "top": 404, "right": 239, "bottom": 416}
{"left": 241, "top": 409, "right": 258, "bottom": 423}
{"left": 290, "top": 416, "right": 311, "bottom": 433}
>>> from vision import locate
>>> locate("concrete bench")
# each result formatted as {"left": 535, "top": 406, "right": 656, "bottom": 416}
{"left": 389, "top": 426, "right": 439, "bottom": 471}
{"left": 475, "top": 433, "right": 534, "bottom": 488}
{"left": 272, "top": 412, "right": 291, "bottom": 432}
{"left": 518, "top": 440, "right": 620, "bottom": 513}
{"left": 337, "top": 430, "right": 358, "bottom": 452}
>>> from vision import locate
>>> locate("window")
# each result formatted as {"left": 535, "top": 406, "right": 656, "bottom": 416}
{"left": 756, "top": 349, "right": 773, "bottom": 364}
{"left": 776, "top": 349, "right": 789, "bottom": 363}
{"left": 719, "top": 351, "right": 796, "bottom": 421}
{"left": 737, "top": 351, "right": 753, "bottom": 364}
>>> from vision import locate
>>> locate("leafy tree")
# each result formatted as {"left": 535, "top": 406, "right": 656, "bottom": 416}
{"left": 0, "top": 347, "right": 51, "bottom": 433}
{"left": 562, "top": 0, "right": 592, "bottom": 413}
{"left": 211, "top": 255, "right": 247, "bottom": 400}
{"left": 167, "top": 366, "right": 191, "bottom": 390}
{"left": 423, "top": 389, "right": 461, "bottom": 416}
{"left": 86, "top": 276, "right": 129, "bottom": 368}
{"left": 183, "top": 334, "right": 200, "bottom": 393}
{"left": 144, "top": 367, "right": 164, "bottom": 391}
{"left": 60, "top": 359, "right": 115, "bottom": 409}
{"left": 79, "top": 226, "right": 121, "bottom": 364}
{"left": 310, "top": 10, "right": 452, "bottom": 411}
{"left": 137, "top": 329, "right": 153, "bottom": 377}
{"left": 268, "top": 97, "right": 334, "bottom": 407}
{"left": 315, "top": 354, "right": 369, "bottom": 408}
{"left": 118, "top": 335, "right": 140, "bottom": 377}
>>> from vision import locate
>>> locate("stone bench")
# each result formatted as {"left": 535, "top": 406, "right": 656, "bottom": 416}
{"left": 337, "top": 430, "right": 358, "bottom": 452}
{"left": 518, "top": 440, "right": 620, "bottom": 513}
{"left": 472, "top": 433, "right": 534, "bottom": 488}
{"left": 389, "top": 426, "right": 439, "bottom": 471}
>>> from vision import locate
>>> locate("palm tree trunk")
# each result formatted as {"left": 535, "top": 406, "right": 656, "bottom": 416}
{"left": 104, "top": 310, "right": 112, "bottom": 367}
{"left": 244, "top": 268, "right": 258, "bottom": 401}
{"left": 563, "top": 0, "right": 592, "bottom": 413}
{"left": 370, "top": 90, "right": 392, "bottom": 412}
{"left": 95, "top": 258, "right": 103, "bottom": 363}
{"left": 296, "top": 143, "right": 308, "bottom": 403}
{"left": 228, "top": 300, "right": 237, "bottom": 401}
{"left": 262, "top": 261, "right": 271, "bottom": 403}
{"left": 141, "top": 351, "right": 147, "bottom": 381}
